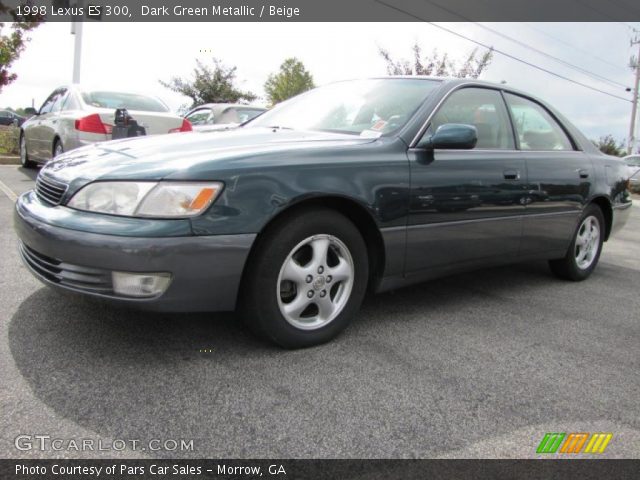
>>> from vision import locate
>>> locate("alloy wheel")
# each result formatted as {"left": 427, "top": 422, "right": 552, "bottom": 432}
{"left": 277, "top": 234, "right": 355, "bottom": 330}
{"left": 575, "top": 215, "right": 600, "bottom": 270}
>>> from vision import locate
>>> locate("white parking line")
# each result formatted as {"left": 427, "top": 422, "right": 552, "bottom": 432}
{"left": 0, "top": 178, "right": 18, "bottom": 202}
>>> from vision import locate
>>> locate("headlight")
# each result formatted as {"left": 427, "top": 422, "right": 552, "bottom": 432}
{"left": 67, "top": 181, "right": 223, "bottom": 218}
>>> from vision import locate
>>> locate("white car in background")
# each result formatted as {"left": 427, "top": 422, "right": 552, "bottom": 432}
{"left": 624, "top": 154, "right": 640, "bottom": 186}
{"left": 19, "top": 85, "right": 192, "bottom": 168}
{"left": 184, "top": 103, "right": 266, "bottom": 132}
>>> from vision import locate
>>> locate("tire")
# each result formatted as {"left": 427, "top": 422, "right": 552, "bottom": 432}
{"left": 240, "top": 208, "right": 369, "bottom": 348}
{"left": 53, "top": 139, "right": 63, "bottom": 158}
{"left": 548, "top": 204, "right": 605, "bottom": 281}
{"left": 19, "top": 133, "right": 36, "bottom": 169}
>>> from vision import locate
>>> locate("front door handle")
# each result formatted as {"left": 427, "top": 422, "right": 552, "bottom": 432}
{"left": 578, "top": 169, "right": 589, "bottom": 179}
{"left": 503, "top": 170, "right": 520, "bottom": 180}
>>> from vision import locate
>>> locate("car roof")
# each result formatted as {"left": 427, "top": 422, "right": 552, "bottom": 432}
{"left": 192, "top": 103, "right": 266, "bottom": 110}
{"left": 187, "top": 104, "right": 267, "bottom": 116}
{"left": 362, "top": 76, "right": 548, "bottom": 101}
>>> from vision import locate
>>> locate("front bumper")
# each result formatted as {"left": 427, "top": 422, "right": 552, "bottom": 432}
{"left": 14, "top": 192, "right": 256, "bottom": 312}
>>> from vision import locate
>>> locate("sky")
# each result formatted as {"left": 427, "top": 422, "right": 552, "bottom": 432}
{"left": 1, "top": 21, "right": 639, "bottom": 147}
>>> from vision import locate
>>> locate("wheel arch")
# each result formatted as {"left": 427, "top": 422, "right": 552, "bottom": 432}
{"left": 588, "top": 196, "right": 613, "bottom": 241}
{"left": 240, "top": 195, "right": 387, "bottom": 295}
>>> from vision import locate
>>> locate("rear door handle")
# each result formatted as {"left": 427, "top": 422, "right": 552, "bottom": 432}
{"left": 503, "top": 170, "right": 520, "bottom": 180}
{"left": 578, "top": 169, "right": 589, "bottom": 179}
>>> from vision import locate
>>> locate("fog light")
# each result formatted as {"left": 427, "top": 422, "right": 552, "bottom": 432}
{"left": 112, "top": 271, "right": 172, "bottom": 298}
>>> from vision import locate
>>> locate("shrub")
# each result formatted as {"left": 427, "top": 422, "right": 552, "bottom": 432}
{"left": 0, "top": 126, "right": 19, "bottom": 155}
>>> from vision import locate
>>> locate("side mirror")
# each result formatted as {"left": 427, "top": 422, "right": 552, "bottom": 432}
{"left": 24, "top": 107, "right": 38, "bottom": 116}
{"left": 419, "top": 123, "right": 478, "bottom": 150}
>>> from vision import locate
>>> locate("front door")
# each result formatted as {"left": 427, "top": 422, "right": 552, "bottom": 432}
{"left": 406, "top": 87, "right": 527, "bottom": 275}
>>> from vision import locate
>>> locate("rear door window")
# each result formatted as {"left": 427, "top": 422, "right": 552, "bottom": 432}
{"left": 39, "top": 91, "right": 60, "bottom": 114}
{"left": 51, "top": 89, "right": 68, "bottom": 113}
{"left": 504, "top": 93, "right": 573, "bottom": 151}
{"left": 186, "top": 108, "right": 213, "bottom": 125}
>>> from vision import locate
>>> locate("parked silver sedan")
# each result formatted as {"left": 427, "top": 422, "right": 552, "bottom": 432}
{"left": 184, "top": 103, "right": 266, "bottom": 132}
{"left": 624, "top": 154, "right": 640, "bottom": 185}
{"left": 19, "top": 85, "right": 191, "bottom": 168}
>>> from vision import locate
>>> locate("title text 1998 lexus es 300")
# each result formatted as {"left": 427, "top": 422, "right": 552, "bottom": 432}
{"left": 14, "top": 78, "right": 632, "bottom": 348}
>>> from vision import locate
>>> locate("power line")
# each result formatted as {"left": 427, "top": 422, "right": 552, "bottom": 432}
{"left": 524, "top": 23, "right": 630, "bottom": 74}
{"left": 472, "top": 22, "right": 630, "bottom": 90}
{"left": 372, "top": 0, "right": 633, "bottom": 104}
{"left": 399, "top": 0, "right": 631, "bottom": 91}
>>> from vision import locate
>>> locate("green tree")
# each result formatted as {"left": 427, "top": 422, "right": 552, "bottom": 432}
{"left": 264, "top": 58, "right": 315, "bottom": 105}
{"left": 0, "top": 2, "right": 42, "bottom": 93}
{"left": 379, "top": 43, "right": 493, "bottom": 79}
{"left": 593, "top": 135, "right": 625, "bottom": 157}
{"left": 160, "top": 58, "right": 257, "bottom": 108}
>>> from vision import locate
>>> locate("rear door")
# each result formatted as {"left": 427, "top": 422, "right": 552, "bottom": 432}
{"left": 406, "top": 87, "right": 526, "bottom": 274}
{"left": 503, "top": 92, "right": 591, "bottom": 256}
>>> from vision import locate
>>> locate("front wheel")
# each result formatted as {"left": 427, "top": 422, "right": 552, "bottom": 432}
{"left": 240, "top": 208, "right": 369, "bottom": 348}
{"left": 549, "top": 205, "right": 605, "bottom": 281}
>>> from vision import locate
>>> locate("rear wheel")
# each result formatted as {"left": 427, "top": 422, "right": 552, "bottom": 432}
{"left": 53, "top": 139, "right": 63, "bottom": 158}
{"left": 549, "top": 204, "right": 604, "bottom": 281}
{"left": 240, "top": 208, "right": 369, "bottom": 348}
{"left": 20, "top": 134, "right": 36, "bottom": 169}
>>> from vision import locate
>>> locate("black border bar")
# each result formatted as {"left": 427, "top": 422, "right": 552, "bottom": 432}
{"left": 2, "top": 459, "right": 640, "bottom": 479}
{"left": 2, "top": 0, "right": 640, "bottom": 22}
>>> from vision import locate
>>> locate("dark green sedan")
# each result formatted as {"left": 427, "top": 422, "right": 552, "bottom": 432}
{"left": 14, "top": 77, "right": 632, "bottom": 348}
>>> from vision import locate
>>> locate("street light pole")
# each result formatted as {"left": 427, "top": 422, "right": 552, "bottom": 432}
{"left": 71, "top": 1, "right": 84, "bottom": 84}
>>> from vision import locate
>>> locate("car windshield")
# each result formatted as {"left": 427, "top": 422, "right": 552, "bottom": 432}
{"left": 81, "top": 91, "right": 169, "bottom": 112}
{"left": 248, "top": 78, "right": 441, "bottom": 135}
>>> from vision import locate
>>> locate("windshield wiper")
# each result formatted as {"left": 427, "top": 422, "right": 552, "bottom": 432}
{"left": 265, "top": 125, "right": 294, "bottom": 131}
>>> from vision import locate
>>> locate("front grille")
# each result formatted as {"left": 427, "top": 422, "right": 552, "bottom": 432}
{"left": 19, "top": 242, "right": 113, "bottom": 294}
{"left": 36, "top": 174, "right": 68, "bottom": 205}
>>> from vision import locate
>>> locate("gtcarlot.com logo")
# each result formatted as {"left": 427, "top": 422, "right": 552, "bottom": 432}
{"left": 14, "top": 435, "right": 194, "bottom": 452}
{"left": 536, "top": 432, "right": 613, "bottom": 454}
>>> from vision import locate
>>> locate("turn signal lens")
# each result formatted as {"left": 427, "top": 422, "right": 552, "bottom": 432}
{"left": 189, "top": 188, "right": 216, "bottom": 210}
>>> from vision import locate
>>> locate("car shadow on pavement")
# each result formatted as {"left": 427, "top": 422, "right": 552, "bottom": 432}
{"left": 7, "top": 260, "right": 640, "bottom": 458}
{"left": 17, "top": 166, "right": 38, "bottom": 181}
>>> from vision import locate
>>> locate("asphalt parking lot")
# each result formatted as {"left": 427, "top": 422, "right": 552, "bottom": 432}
{"left": 0, "top": 164, "right": 639, "bottom": 459}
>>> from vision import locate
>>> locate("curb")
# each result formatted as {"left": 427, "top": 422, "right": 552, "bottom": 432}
{"left": 0, "top": 155, "right": 20, "bottom": 165}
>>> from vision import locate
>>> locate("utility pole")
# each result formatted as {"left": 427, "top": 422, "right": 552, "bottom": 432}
{"left": 628, "top": 35, "right": 640, "bottom": 155}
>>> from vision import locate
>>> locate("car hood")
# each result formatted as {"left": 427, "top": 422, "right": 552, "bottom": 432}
{"left": 41, "top": 127, "right": 377, "bottom": 184}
